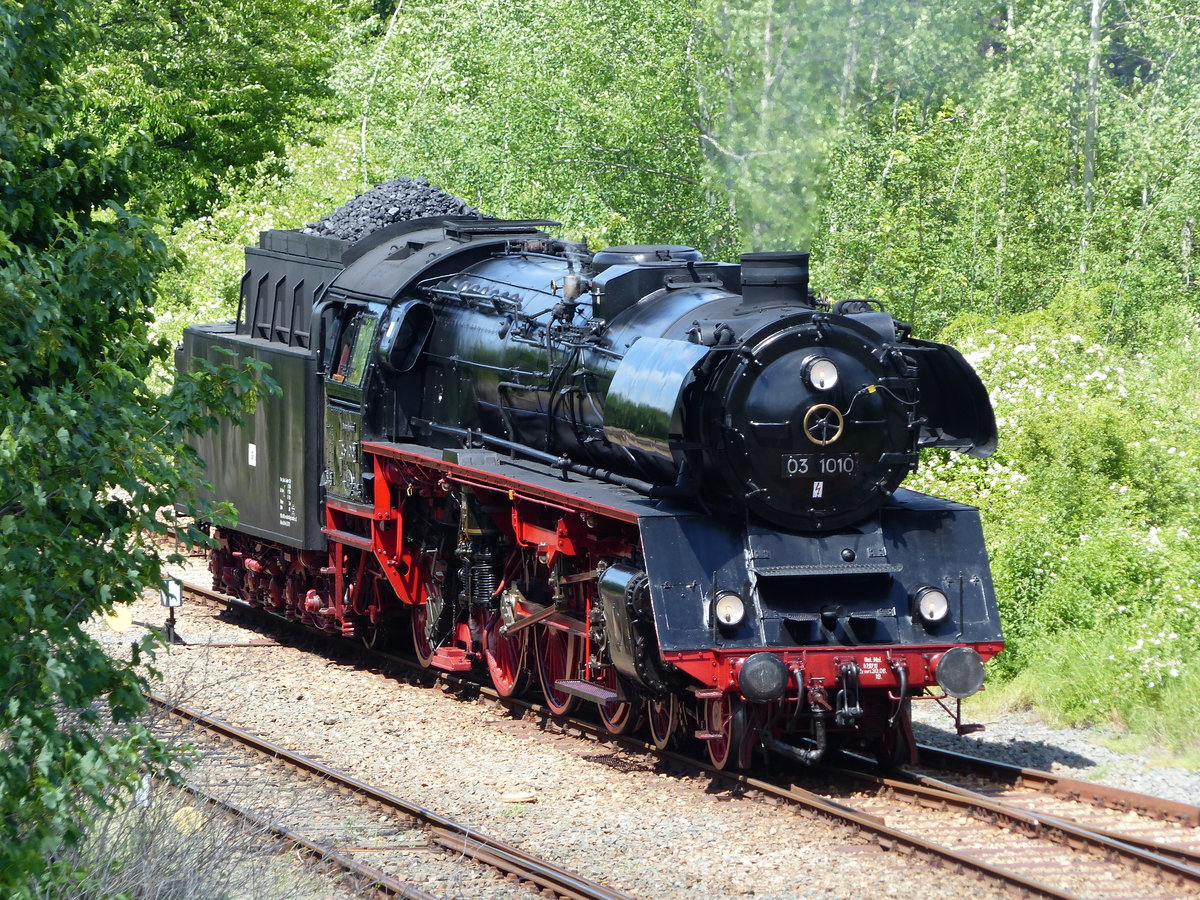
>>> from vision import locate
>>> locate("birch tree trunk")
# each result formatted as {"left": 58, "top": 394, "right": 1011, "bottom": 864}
{"left": 1081, "top": 0, "right": 1103, "bottom": 272}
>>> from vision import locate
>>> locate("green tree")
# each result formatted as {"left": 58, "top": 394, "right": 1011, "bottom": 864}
{"left": 0, "top": 1, "right": 264, "bottom": 892}
{"left": 809, "top": 0, "right": 1200, "bottom": 331}
{"left": 696, "top": 0, "right": 990, "bottom": 254}
{"left": 694, "top": 1, "right": 1200, "bottom": 331}
{"left": 71, "top": 0, "right": 356, "bottom": 221}
{"left": 336, "top": 0, "right": 736, "bottom": 254}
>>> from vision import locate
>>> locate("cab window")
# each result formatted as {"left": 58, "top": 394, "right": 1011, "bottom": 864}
{"left": 328, "top": 311, "right": 379, "bottom": 387}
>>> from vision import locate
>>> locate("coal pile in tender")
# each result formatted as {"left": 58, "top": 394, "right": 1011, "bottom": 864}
{"left": 302, "top": 176, "right": 485, "bottom": 241}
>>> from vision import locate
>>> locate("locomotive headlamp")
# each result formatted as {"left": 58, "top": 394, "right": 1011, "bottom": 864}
{"left": 714, "top": 591, "right": 746, "bottom": 627}
{"left": 914, "top": 585, "right": 950, "bottom": 626}
{"left": 803, "top": 356, "right": 839, "bottom": 391}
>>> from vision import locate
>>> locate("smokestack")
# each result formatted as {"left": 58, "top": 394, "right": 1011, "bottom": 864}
{"left": 738, "top": 251, "right": 811, "bottom": 308}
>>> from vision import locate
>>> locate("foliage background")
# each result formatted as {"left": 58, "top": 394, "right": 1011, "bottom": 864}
{"left": 5, "top": 0, "right": 1199, "bottom": 888}
{"left": 1, "top": 0, "right": 273, "bottom": 893}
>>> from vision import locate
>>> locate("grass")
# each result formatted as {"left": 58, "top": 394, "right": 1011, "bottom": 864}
{"left": 35, "top": 779, "right": 364, "bottom": 900}
{"left": 966, "top": 668, "right": 1200, "bottom": 772}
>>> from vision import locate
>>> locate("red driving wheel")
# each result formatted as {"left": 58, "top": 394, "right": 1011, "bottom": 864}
{"left": 410, "top": 603, "right": 434, "bottom": 668}
{"left": 535, "top": 626, "right": 580, "bottom": 716}
{"left": 483, "top": 611, "right": 528, "bottom": 697}
{"left": 596, "top": 667, "right": 637, "bottom": 735}
{"left": 704, "top": 693, "right": 752, "bottom": 770}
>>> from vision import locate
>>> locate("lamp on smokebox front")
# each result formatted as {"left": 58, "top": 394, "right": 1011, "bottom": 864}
{"left": 803, "top": 356, "right": 839, "bottom": 391}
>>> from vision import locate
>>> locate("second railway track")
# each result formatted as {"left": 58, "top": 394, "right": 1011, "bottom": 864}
{"left": 910, "top": 744, "right": 1200, "bottom": 867}
{"left": 147, "top": 692, "right": 634, "bottom": 900}
{"left": 807, "top": 758, "right": 1200, "bottom": 900}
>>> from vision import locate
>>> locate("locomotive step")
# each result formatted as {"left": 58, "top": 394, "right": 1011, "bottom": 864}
{"left": 429, "top": 647, "right": 473, "bottom": 672}
{"left": 321, "top": 528, "right": 372, "bottom": 552}
{"left": 553, "top": 680, "right": 622, "bottom": 704}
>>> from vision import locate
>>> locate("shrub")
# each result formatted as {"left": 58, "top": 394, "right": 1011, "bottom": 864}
{"left": 908, "top": 291, "right": 1200, "bottom": 748}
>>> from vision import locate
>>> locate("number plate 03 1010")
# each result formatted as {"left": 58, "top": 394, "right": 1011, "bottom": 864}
{"left": 781, "top": 453, "right": 860, "bottom": 478}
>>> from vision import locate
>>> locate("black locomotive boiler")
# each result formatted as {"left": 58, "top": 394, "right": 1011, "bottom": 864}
{"left": 180, "top": 209, "right": 1003, "bottom": 768}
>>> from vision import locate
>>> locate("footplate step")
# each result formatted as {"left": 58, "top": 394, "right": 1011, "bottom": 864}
{"left": 553, "top": 679, "right": 621, "bottom": 704}
{"left": 430, "top": 648, "right": 473, "bottom": 672}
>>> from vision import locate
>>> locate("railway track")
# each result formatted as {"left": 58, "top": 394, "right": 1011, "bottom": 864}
{"left": 174, "top": 577, "right": 1200, "bottom": 900}
{"left": 911, "top": 744, "right": 1200, "bottom": 863}
{"left": 636, "top": 732, "right": 1200, "bottom": 899}
{"left": 811, "top": 758, "right": 1200, "bottom": 900}
{"left": 146, "top": 692, "right": 633, "bottom": 900}
{"left": 915, "top": 744, "right": 1199, "bottom": 822}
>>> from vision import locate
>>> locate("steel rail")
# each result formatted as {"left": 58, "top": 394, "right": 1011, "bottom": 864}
{"left": 916, "top": 743, "right": 1200, "bottom": 826}
{"left": 177, "top": 781, "right": 439, "bottom": 900}
{"left": 478, "top": 704, "right": 1083, "bottom": 899}
{"left": 636, "top": 746, "right": 1080, "bottom": 900}
{"left": 826, "top": 763, "right": 1200, "bottom": 893}
{"left": 147, "top": 692, "right": 634, "bottom": 900}
{"left": 913, "top": 772, "right": 1200, "bottom": 871}
{"left": 526, "top": 714, "right": 1197, "bottom": 900}
{"left": 906, "top": 746, "right": 1200, "bottom": 869}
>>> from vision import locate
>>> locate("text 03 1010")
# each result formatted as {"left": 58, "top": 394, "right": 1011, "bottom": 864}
{"left": 781, "top": 453, "right": 860, "bottom": 478}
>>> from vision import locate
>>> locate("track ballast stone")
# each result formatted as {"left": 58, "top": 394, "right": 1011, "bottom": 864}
{"left": 302, "top": 176, "right": 484, "bottom": 241}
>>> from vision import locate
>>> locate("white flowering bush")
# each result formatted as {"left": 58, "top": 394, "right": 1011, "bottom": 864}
{"left": 908, "top": 289, "right": 1200, "bottom": 746}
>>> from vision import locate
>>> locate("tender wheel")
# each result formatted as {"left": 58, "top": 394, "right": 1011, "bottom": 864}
{"left": 645, "top": 694, "right": 678, "bottom": 750}
{"left": 535, "top": 626, "right": 580, "bottom": 716}
{"left": 704, "top": 693, "right": 751, "bottom": 770}
{"left": 483, "top": 611, "right": 528, "bottom": 698}
{"left": 597, "top": 667, "right": 637, "bottom": 736}
{"left": 410, "top": 604, "right": 435, "bottom": 668}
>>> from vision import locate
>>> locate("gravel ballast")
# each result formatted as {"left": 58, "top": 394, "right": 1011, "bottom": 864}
{"left": 93, "top": 561, "right": 1198, "bottom": 899}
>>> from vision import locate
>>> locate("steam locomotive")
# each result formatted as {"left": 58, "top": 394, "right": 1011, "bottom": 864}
{"left": 179, "top": 208, "right": 1003, "bottom": 768}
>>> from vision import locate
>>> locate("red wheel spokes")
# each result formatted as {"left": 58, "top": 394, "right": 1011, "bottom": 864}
{"left": 411, "top": 604, "right": 434, "bottom": 668}
{"left": 483, "top": 611, "right": 527, "bottom": 697}
{"left": 705, "top": 694, "right": 750, "bottom": 770}
{"left": 597, "top": 667, "right": 636, "bottom": 735}
{"left": 646, "top": 695, "right": 677, "bottom": 750}
{"left": 535, "top": 627, "right": 580, "bottom": 716}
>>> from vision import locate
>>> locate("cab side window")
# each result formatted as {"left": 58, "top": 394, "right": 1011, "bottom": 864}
{"left": 325, "top": 308, "right": 379, "bottom": 387}
{"left": 342, "top": 314, "right": 378, "bottom": 386}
